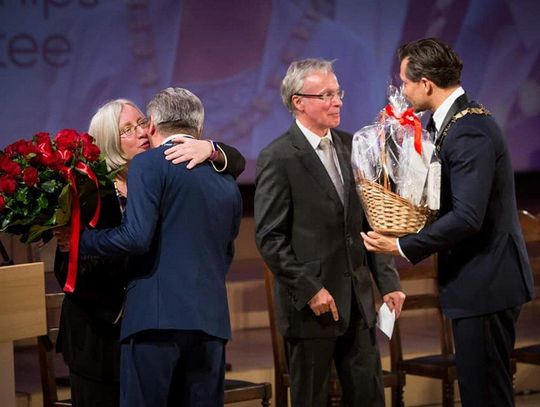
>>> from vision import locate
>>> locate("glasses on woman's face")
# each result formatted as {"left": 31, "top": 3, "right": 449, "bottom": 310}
{"left": 119, "top": 117, "right": 150, "bottom": 138}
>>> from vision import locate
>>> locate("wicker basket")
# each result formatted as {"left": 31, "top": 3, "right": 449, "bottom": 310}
{"left": 356, "top": 178, "right": 433, "bottom": 236}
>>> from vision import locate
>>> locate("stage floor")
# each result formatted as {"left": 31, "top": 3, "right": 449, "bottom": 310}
{"left": 12, "top": 284, "right": 540, "bottom": 407}
{"left": 224, "top": 301, "right": 540, "bottom": 406}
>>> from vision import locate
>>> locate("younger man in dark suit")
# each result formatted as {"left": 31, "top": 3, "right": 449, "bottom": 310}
{"left": 76, "top": 88, "right": 242, "bottom": 406}
{"left": 255, "top": 58, "right": 405, "bottom": 407}
{"left": 362, "top": 38, "right": 535, "bottom": 406}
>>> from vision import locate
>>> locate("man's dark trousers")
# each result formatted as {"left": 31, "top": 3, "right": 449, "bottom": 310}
{"left": 120, "top": 329, "right": 226, "bottom": 407}
{"left": 453, "top": 307, "right": 520, "bottom": 407}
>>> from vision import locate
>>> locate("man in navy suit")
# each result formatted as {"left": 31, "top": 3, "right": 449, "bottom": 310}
{"left": 362, "top": 38, "right": 535, "bottom": 406}
{"left": 77, "top": 87, "right": 242, "bottom": 406}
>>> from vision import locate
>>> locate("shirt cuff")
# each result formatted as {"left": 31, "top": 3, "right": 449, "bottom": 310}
{"left": 209, "top": 144, "right": 227, "bottom": 173}
{"left": 396, "top": 238, "right": 411, "bottom": 262}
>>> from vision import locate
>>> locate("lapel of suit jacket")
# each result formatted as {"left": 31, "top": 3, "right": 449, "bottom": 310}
{"left": 289, "top": 122, "right": 344, "bottom": 207}
{"left": 437, "top": 93, "right": 469, "bottom": 138}
{"left": 331, "top": 129, "right": 352, "bottom": 218}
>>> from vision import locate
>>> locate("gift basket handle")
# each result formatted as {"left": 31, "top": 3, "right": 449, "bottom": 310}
{"left": 378, "top": 125, "right": 390, "bottom": 191}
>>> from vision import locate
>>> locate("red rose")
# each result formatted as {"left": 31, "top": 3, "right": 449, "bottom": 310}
{"left": 36, "top": 139, "right": 54, "bottom": 156}
{"left": 0, "top": 195, "right": 5, "bottom": 210}
{"left": 4, "top": 140, "right": 20, "bottom": 157}
{"left": 82, "top": 143, "right": 100, "bottom": 162}
{"left": 23, "top": 167, "right": 39, "bottom": 187}
{"left": 54, "top": 129, "right": 80, "bottom": 150}
{"left": 8, "top": 161, "right": 21, "bottom": 176}
{"left": 57, "top": 149, "right": 73, "bottom": 164}
{"left": 34, "top": 135, "right": 53, "bottom": 153}
{"left": 80, "top": 132, "right": 95, "bottom": 145}
{"left": 0, "top": 155, "right": 22, "bottom": 176}
{"left": 39, "top": 153, "right": 62, "bottom": 168}
{"left": 4, "top": 139, "right": 34, "bottom": 158}
{"left": 35, "top": 140, "right": 62, "bottom": 168}
{"left": 34, "top": 132, "right": 51, "bottom": 144}
{"left": 0, "top": 175, "right": 17, "bottom": 195}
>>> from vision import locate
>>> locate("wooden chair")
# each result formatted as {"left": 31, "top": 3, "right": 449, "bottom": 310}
{"left": 382, "top": 335, "right": 406, "bottom": 407}
{"left": 264, "top": 264, "right": 404, "bottom": 407}
{"left": 513, "top": 210, "right": 540, "bottom": 366}
{"left": 38, "top": 293, "right": 272, "bottom": 406}
{"left": 224, "top": 379, "right": 272, "bottom": 405}
{"left": 518, "top": 210, "right": 540, "bottom": 242}
{"left": 37, "top": 292, "right": 72, "bottom": 407}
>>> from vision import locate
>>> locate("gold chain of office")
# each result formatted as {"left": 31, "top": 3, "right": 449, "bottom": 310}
{"left": 436, "top": 106, "right": 491, "bottom": 152}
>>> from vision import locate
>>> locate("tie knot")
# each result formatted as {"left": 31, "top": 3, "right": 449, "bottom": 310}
{"left": 319, "top": 138, "right": 331, "bottom": 150}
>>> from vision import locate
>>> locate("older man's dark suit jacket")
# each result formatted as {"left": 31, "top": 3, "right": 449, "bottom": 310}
{"left": 53, "top": 142, "right": 244, "bottom": 382}
{"left": 79, "top": 146, "right": 242, "bottom": 342}
{"left": 400, "top": 95, "right": 535, "bottom": 318}
{"left": 255, "top": 122, "right": 401, "bottom": 338}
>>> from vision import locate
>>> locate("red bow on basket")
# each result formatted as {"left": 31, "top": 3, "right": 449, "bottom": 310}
{"left": 384, "top": 105, "right": 423, "bottom": 155}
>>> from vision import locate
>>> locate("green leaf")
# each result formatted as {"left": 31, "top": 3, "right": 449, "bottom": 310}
{"left": 1, "top": 216, "right": 12, "bottom": 230}
{"left": 54, "top": 205, "right": 71, "bottom": 226}
{"left": 41, "top": 180, "right": 59, "bottom": 193}
{"left": 15, "top": 188, "right": 29, "bottom": 205}
{"left": 1, "top": 217, "right": 31, "bottom": 230}
{"left": 58, "top": 184, "right": 72, "bottom": 214}
{"left": 37, "top": 195, "right": 48, "bottom": 209}
{"left": 25, "top": 223, "right": 66, "bottom": 244}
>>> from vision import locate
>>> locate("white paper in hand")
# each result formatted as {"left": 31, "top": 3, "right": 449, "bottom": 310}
{"left": 376, "top": 302, "right": 396, "bottom": 339}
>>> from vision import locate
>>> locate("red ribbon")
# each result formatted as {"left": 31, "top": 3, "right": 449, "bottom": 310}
{"left": 62, "top": 168, "right": 80, "bottom": 293}
{"left": 384, "top": 105, "right": 423, "bottom": 155}
{"left": 61, "top": 162, "right": 102, "bottom": 293}
{"left": 75, "top": 162, "right": 101, "bottom": 228}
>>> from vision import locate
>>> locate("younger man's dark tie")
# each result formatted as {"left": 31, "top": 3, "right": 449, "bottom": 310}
{"left": 426, "top": 115, "right": 437, "bottom": 141}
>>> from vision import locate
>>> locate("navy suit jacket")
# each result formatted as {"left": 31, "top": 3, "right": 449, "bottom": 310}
{"left": 80, "top": 145, "right": 242, "bottom": 341}
{"left": 400, "top": 95, "right": 535, "bottom": 318}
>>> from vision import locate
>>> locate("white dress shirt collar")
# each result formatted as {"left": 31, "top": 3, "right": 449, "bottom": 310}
{"left": 432, "top": 86, "right": 465, "bottom": 132}
{"left": 295, "top": 119, "right": 343, "bottom": 183}
{"left": 296, "top": 119, "right": 333, "bottom": 150}
{"left": 160, "top": 133, "right": 195, "bottom": 146}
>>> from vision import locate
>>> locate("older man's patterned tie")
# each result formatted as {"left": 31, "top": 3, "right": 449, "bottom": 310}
{"left": 318, "top": 138, "right": 344, "bottom": 204}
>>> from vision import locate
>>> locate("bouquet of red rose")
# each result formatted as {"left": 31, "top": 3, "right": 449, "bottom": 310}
{"left": 0, "top": 129, "right": 112, "bottom": 292}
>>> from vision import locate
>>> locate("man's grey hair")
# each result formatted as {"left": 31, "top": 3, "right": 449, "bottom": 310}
{"left": 147, "top": 87, "right": 204, "bottom": 137}
{"left": 280, "top": 58, "right": 335, "bottom": 114}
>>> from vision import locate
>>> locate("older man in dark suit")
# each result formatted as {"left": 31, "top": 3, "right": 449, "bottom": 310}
{"left": 362, "top": 38, "right": 535, "bottom": 407}
{"left": 255, "top": 58, "right": 405, "bottom": 407}
{"left": 76, "top": 88, "right": 242, "bottom": 406}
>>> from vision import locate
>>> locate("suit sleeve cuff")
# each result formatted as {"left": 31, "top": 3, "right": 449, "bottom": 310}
{"left": 396, "top": 238, "right": 411, "bottom": 263}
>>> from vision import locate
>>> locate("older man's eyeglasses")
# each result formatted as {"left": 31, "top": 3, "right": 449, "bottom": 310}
{"left": 119, "top": 117, "right": 150, "bottom": 138}
{"left": 294, "top": 89, "right": 345, "bottom": 102}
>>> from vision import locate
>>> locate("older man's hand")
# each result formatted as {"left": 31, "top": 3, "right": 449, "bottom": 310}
{"left": 308, "top": 287, "right": 339, "bottom": 321}
{"left": 382, "top": 290, "right": 406, "bottom": 318}
{"left": 361, "top": 231, "right": 400, "bottom": 255}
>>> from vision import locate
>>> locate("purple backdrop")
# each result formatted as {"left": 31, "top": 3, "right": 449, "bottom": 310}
{"left": 1, "top": 0, "right": 539, "bottom": 183}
